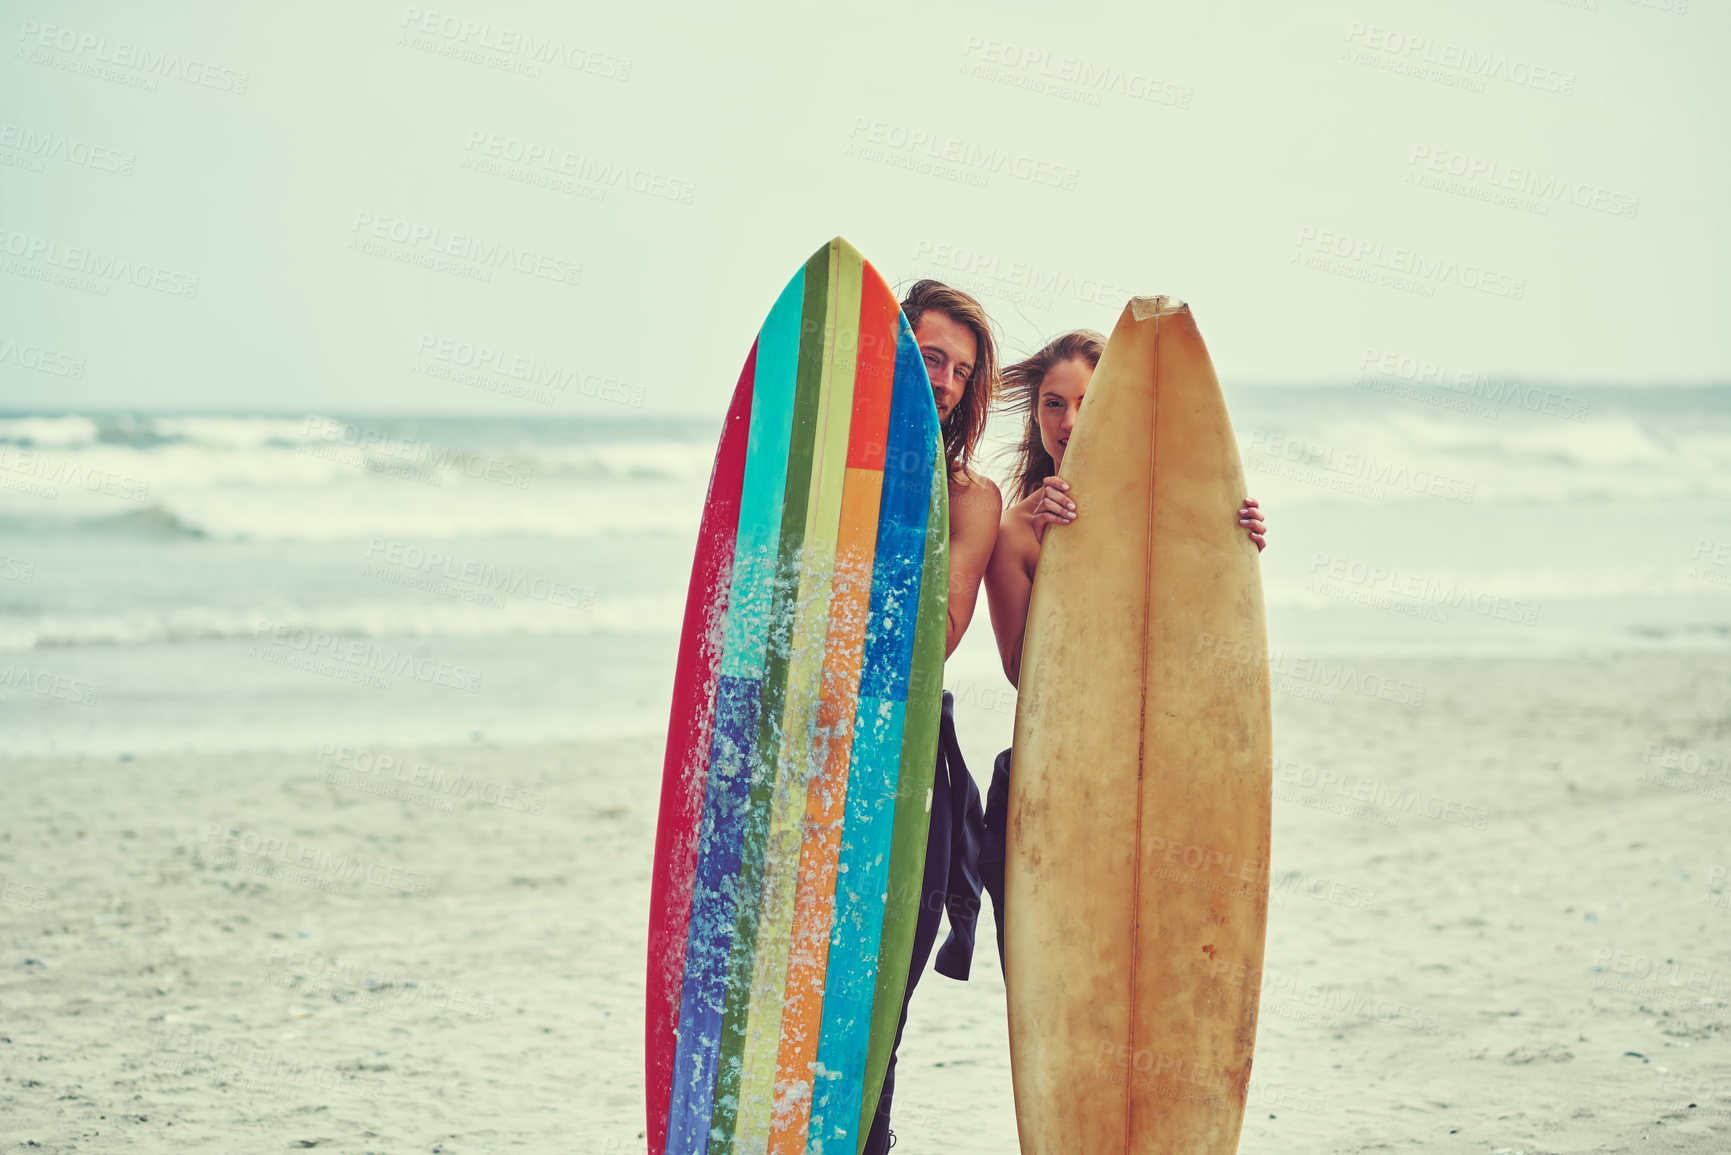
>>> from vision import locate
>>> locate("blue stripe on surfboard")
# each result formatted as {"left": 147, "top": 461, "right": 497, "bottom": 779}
{"left": 804, "top": 695, "right": 906, "bottom": 1155}
{"left": 857, "top": 322, "right": 939, "bottom": 704}
{"left": 666, "top": 673, "right": 763, "bottom": 1155}
{"left": 665, "top": 268, "right": 806, "bottom": 1155}
{"left": 805, "top": 320, "right": 939, "bottom": 1154}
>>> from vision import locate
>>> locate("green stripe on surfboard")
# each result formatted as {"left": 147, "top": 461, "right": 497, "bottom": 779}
{"left": 733, "top": 240, "right": 864, "bottom": 1149}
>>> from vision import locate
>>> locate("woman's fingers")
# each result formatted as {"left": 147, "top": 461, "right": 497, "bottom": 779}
{"left": 1030, "top": 492, "right": 1074, "bottom": 543}
{"left": 1040, "top": 495, "right": 1075, "bottom": 523}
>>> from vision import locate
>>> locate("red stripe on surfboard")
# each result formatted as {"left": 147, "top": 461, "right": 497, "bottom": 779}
{"left": 845, "top": 263, "right": 897, "bottom": 472}
{"left": 645, "top": 341, "right": 756, "bottom": 1155}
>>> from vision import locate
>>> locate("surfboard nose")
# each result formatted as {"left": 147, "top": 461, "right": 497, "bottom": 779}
{"left": 1129, "top": 295, "right": 1188, "bottom": 320}
{"left": 822, "top": 235, "right": 862, "bottom": 262}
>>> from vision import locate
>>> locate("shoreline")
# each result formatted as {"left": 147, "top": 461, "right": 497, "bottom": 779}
{"left": 7, "top": 647, "right": 1728, "bottom": 764}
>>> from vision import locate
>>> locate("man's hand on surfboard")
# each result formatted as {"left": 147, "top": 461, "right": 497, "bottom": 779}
{"left": 1031, "top": 475, "right": 1076, "bottom": 544}
{"left": 1239, "top": 497, "right": 1266, "bottom": 552}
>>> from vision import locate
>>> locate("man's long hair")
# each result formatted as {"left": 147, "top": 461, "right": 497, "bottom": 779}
{"left": 899, "top": 280, "right": 998, "bottom": 485}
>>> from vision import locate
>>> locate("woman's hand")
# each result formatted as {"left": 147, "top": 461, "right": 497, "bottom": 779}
{"left": 1239, "top": 497, "right": 1266, "bottom": 552}
{"left": 1028, "top": 482, "right": 1263, "bottom": 548}
{"left": 1031, "top": 476, "right": 1076, "bottom": 544}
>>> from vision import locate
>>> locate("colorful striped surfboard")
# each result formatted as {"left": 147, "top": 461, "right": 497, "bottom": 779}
{"left": 646, "top": 237, "right": 949, "bottom": 1155}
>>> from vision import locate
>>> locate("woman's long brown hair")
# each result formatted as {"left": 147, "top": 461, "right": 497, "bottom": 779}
{"left": 1001, "top": 329, "right": 1106, "bottom": 501}
{"left": 899, "top": 280, "right": 998, "bottom": 485}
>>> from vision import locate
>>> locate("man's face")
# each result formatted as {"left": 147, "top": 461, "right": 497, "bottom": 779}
{"left": 913, "top": 312, "right": 977, "bottom": 422}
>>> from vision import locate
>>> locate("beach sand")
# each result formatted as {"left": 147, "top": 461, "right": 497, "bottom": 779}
{"left": 4, "top": 653, "right": 1730, "bottom": 1153}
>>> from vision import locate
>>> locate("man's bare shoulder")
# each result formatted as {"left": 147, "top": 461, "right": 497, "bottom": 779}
{"left": 950, "top": 468, "right": 1003, "bottom": 527}
{"left": 950, "top": 465, "right": 1002, "bottom": 497}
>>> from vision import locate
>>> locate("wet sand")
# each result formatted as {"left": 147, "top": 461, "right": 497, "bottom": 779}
{"left": 3, "top": 654, "right": 1729, "bottom": 1153}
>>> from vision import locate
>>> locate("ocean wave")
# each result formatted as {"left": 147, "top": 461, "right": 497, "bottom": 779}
{"left": 1265, "top": 563, "right": 1731, "bottom": 609}
{"left": 3, "top": 406, "right": 1729, "bottom": 538}
{"left": 0, "top": 421, "right": 717, "bottom": 495}
{"left": 1236, "top": 408, "right": 1731, "bottom": 505}
{"left": 0, "top": 411, "right": 719, "bottom": 449}
{"left": 141, "top": 414, "right": 320, "bottom": 449}
{"left": 0, "top": 420, "right": 717, "bottom": 539}
{"left": 111, "top": 488, "right": 701, "bottom": 542}
{"left": 0, "top": 486, "right": 704, "bottom": 542}
{"left": 0, "top": 415, "right": 103, "bottom": 446}
{"left": 0, "top": 594, "right": 684, "bottom": 653}
{"left": 85, "top": 503, "right": 209, "bottom": 538}
{"left": 521, "top": 440, "right": 717, "bottom": 481}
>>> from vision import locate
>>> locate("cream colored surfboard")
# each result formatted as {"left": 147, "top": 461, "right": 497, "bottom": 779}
{"left": 1005, "top": 297, "right": 1272, "bottom": 1155}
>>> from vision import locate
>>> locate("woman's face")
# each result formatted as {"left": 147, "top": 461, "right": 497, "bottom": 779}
{"left": 1037, "top": 357, "right": 1093, "bottom": 473}
{"left": 913, "top": 311, "right": 977, "bottom": 422}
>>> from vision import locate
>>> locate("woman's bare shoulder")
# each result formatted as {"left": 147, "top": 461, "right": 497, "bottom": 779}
{"left": 999, "top": 486, "right": 1042, "bottom": 522}
{"left": 994, "top": 489, "right": 1041, "bottom": 558}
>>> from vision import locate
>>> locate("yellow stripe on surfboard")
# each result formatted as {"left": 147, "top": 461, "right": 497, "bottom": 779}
{"left": 733, "top": 240, "right": 865, "bottom": 1148}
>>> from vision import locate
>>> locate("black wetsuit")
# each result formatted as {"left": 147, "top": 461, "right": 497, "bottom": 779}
{"left": 861, "top": 692, "right": 986, "bottom": 1155}
{"left": 978, "top": 747, "right": 1013, "bottom": 969}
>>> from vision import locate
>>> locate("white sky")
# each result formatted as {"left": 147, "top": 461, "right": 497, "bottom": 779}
{"left": 2, "top": 0, "right": 1726, "bottom": 417}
